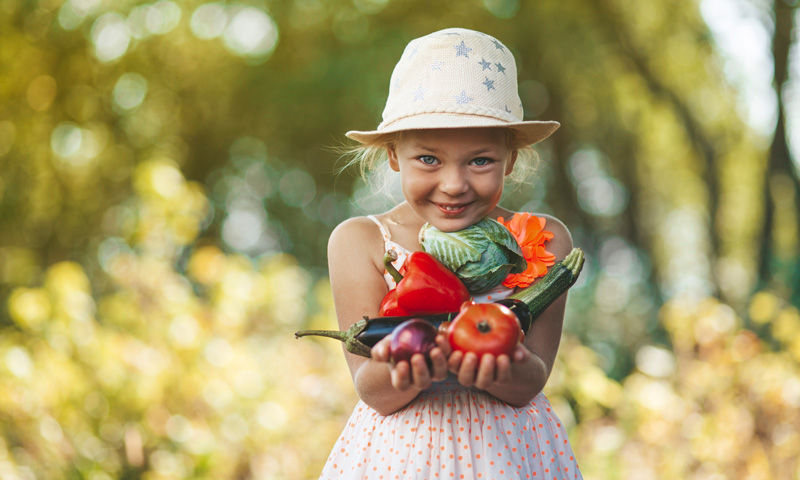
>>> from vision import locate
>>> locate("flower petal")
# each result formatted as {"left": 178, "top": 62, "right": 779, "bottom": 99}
{"left": 500, "top": 212, "right": 556, "bottom": 286}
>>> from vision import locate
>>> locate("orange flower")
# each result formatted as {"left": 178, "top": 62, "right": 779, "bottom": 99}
{"left": 497, "top": 212, "right": 555, "bottom": 289}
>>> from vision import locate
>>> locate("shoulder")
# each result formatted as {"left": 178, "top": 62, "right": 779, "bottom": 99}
{"left": 328, "top": 215, "right": 383, "bottom": 254}
{"left": 538, "top": 214, "right": 572, "bottom": 260}
{"left": 537, "top": 214, "right": 571, "bottom": 244}
{"left": 327, "top": 215, "right": 392, "bottom": 278}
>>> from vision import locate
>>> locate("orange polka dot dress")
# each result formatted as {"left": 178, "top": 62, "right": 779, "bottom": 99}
{"left": 318, "top": 217, "right": 583, "bottom": 480}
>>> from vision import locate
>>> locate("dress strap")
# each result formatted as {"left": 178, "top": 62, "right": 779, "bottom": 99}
{"left": 366, "top": 215, "right": 392, "bottom": 241}
{"left": 366, "top": 215, "right": 410, "bottom": 290}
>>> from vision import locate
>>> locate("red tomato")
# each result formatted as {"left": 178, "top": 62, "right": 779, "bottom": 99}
{"left": 447, "top": 301, "right": 522, "bottom": 357}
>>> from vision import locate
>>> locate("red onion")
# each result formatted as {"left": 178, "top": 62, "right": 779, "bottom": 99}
{"left": 389, "top": 318, "right": 438, "bottom": 365}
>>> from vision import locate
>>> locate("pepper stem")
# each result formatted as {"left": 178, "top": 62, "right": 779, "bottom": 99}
{"left": 383, "top": 250, "right": 404, "bottom": 284}
{"left": 477, "top": 320, "right": 491, "bottom": 334}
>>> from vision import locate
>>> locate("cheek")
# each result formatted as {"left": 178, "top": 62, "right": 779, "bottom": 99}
{"left": 399, "top": 170, "right": 428, "bottom": 198}
{"left": 478, "top": 174, "right": 506, "bottom": 200}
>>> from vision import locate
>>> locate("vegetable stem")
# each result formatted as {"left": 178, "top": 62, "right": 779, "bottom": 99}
{"left": 294, "top": 329, "right": 348, "bottom": 342}
{"left": 295, "top": 319, "right": 373, "bottom": 357}
{"left": 383, "top": 250, "right": 404, "bottom": 284}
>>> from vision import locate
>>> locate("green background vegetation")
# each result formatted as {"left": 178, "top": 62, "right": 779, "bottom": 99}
{"left": 1, "top": 0, "right": 799, "bottom": 478}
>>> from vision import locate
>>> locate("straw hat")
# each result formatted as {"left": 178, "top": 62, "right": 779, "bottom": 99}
{"left": 346, "top": 28, "right": 560, "bottom": 146}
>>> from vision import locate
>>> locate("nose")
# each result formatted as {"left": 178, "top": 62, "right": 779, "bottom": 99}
{"left": 438, "top": 166, "right": 469, "bottom": 196}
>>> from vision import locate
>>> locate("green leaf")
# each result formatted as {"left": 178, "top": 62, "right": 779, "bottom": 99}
{"left": 457, "top": 242, "right": 512, "bottom": 277}
{"left": 418, "top": 222, "right": 491, "bottom": 271}
{"left": 479, "top": 218, "right": 526, "bottom": 273}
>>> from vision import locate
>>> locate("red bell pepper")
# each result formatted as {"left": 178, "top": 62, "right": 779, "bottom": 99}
{"left": 378, "top": 250, "right": 471, "bottom": 316}
{"left": 378, "top": 289, "right": 408, "bottom": 316}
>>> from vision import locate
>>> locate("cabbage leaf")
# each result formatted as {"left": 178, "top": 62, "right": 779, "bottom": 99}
{"left": 419, "top": 217, "right": 526, "bottom": 293}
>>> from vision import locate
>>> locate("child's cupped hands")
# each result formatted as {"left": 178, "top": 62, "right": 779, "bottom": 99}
{"left": 445, "top": 343, "right": 532, "bottom": 390}
{"left": 370, "top": 333, "right": 451, "bottom": 392}
{"left": 371, "top": 332, "right": 533, "bottom": 392}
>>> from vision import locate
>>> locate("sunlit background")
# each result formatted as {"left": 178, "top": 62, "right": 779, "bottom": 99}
{"left": 1, "top": 0, "right": 799, "bottom": 478}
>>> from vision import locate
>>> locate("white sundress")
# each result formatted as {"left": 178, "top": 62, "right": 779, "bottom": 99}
{"left": 318, "top": 215, "right": 583, "bottom": 480}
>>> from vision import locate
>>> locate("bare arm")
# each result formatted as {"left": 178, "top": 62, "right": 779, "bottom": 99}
{"left": 447, "top": 215, "right": 574, "bottom": 407}
{"left": 327, "top": 217, "right": 447, "bottom": 415}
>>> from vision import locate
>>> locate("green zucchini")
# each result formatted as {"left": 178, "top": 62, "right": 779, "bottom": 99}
{"left": 508, "top": 247, "right": 584, "bottom": 319}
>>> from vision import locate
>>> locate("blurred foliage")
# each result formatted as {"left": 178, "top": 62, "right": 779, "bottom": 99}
{"left": 2, "top": 162, "right": 359, "bottom": 479}
{"left": 1, "top": 0, "right": 799, "bottom": 478}
{"left": 549, "top": 293, "right": 800, "bottom": 479}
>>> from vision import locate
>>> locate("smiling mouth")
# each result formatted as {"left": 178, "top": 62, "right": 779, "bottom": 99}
{"left": 435, "top": 202, "right": 470, "bottom": 214}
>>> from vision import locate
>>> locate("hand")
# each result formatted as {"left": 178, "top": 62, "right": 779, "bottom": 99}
{"left": 447, "top": 343, "right": 532, "bottom": 390}
{"left": 370, "top": 335, "right": 450, "bottom": 392}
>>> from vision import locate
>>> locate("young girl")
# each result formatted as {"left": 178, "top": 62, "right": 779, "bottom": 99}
{"left": 323, "top": 28, "right": 582, "bottom": 480}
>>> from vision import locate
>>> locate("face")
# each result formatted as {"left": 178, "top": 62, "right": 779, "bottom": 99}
{"left": 388, "top": 127, "right": 517, "bottom": 232}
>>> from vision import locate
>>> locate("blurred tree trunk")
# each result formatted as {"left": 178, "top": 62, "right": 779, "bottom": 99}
{"left": 591, "top": 0, "right": 723, "bottom": 295}
{"left": 758, "top": 0, "right": 800, "bottom": 302}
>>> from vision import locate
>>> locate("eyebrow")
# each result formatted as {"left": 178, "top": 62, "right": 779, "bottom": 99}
{"left": 408, "top": 143, "right": 500, "bottom": 156}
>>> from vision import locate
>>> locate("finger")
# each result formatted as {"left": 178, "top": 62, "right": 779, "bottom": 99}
{"left": 410, "top": 353, "right": 432, "bottom": 390}
{"left": 428, "top": 347, "right": 448, "bottom": 381}
{"left": 435, "top": 334, "right": 452, "bottom": 357}
{"left": 448, "top": 350, "right": 464, "bottom": 373}
{"left": 371, "top": 338, "right": 391, "bottom": 363}
{"left": 458, "top": 352, "right": 479, "bottom": 387}
{"left": 391, "top": 361, "right": 412, "bottom": 391}
{"left": 475, "top": 354, "right": 496, "bottom": 390}
{"left": 495, "top": 354, "right": 512, "bottom": 383}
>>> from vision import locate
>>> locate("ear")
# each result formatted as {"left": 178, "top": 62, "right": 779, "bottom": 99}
{"left": 505, "top": 150, "right": 518, "bottom": 176}
{"left": 387, "top": 146, "right": 400, "bottom": 172}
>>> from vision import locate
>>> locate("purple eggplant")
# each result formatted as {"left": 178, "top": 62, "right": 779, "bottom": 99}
{"left": 294, "top": 299, "right": 534, "bottom": 358}
{"left": 389, "top": 318, "right": 438, "bottom": 365}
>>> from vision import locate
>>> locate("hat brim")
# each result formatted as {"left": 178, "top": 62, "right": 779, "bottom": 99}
{"left": 346, "top": 113, "right": 560, "bottom": 147}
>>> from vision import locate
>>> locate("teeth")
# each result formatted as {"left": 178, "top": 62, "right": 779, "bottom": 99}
{"left": 442, "top": 205, "right": 461, "bottom": 211}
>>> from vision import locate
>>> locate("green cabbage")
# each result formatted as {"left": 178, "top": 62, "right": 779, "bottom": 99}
{"left": 418, "top": 217, "right": 526, "bottom": 293}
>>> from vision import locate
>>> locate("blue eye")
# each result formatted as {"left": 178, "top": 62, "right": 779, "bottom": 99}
{"left": 418, "top": 155, "right": 437, "bottom": 165}
{"left": 472, "top": 157, "right": 493, "bottom": 166}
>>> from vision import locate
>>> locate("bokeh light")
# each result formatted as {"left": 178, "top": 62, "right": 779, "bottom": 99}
{"left": 190, "top": 3, "right": 227, "bottom": 39}
{"left": 112, "top": 73, "right": 148, "bottom": 112}
{"left": 222, "top": 6, "right": 279, "bottom": 59}
{"left": 58, "top": 0, "right": 101, "bottom": 30}
{"left": 91, "top": 13, "right": 131, "bottom": 62}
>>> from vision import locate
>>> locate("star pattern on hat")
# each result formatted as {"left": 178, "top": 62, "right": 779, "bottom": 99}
{"left": 454, "top": 41, "right": 472, "bottom": 58}
{"left": 412, "top": 85, "right": 426, "bottom": 101}
{"left": 454, "top": 90, "right": 474, "bottom": 104}
{"left": 362, "top": 29, "right": 551, "bottom": 140}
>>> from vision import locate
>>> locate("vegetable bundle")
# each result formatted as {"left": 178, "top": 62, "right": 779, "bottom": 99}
{"left": 295, "top": 248, "right": 584, "bottom": 358}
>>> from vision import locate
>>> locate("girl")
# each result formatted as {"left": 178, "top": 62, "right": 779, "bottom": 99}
{"left": 323, "top": 28, "right": 582, "bottom": 480}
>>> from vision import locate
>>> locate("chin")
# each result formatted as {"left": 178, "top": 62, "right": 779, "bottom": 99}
{"left": 425, "top": 216, "right": 479, "bottom": 233}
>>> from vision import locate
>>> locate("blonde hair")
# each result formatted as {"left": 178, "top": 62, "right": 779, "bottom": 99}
{"left": 337, "top": 128, "right": 541, "bottom": 201}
